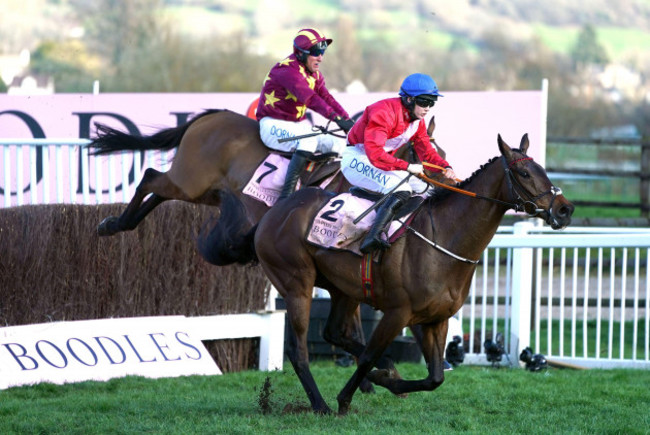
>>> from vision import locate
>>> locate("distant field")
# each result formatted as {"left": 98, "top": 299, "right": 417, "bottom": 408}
{"left": 546, "top": 142, "right": 642, "bottom": 218}
{"left": 533, "top": 24, "right": 650, "bottom": 60}
{"left": 161, "top": 4, "right": 650, "bottom": 61}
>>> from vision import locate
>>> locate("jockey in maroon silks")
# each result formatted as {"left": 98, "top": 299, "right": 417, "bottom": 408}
{"left": 341, "top": 73, "right": 458, "bottom": 254}
{"left": 256, "top": 28, "right": 355, "bottom": 199}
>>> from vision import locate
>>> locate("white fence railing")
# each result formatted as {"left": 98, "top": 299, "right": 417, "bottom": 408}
{"left": 461, "top": 222, "right": 650, "bottom": 369}
{"left": 0, "top": 139, "right": 170, "bottom": 207}
{"left": 2, "top": 140, "right": 649, "bottom": 369}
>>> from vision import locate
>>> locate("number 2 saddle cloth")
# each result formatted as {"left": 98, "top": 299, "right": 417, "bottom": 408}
{"left": 307, "top": 189, "right": 423, "bottom": 257}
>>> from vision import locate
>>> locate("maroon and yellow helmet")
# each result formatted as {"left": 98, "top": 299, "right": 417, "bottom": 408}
{"left": 293, "top": 28, "right": 332, "bottom": 62}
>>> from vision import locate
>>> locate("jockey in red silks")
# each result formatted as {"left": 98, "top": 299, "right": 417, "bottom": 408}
{"left": 341, "top": 73, "right": 458, "bottom": 254}
{"left": 256, "top": 28, "right": 355, "bottom": 199}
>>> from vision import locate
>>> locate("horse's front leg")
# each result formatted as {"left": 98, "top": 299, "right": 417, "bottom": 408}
{"left": 336, "top": 309, "right": 408, "bottom": 415}
{"left": 366, "top": 320, "right": 449, "bottom": 396}
{"left": 323, "top": 293, "right": 403, "bottom": 394}
{"left": 283, "top": 293, "right": 332, "bottom": 414}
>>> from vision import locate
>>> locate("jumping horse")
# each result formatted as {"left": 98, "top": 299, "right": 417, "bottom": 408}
{"left": 88, "top": 109, "right": 345, "bottom": 240}
{"left": 197, "top": 133, "right": 574, "bottom": 415}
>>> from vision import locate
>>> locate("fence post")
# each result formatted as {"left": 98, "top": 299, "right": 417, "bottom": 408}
{"left": 258, "top": 311, "right": 286, "bottom": 371}
{"left": 509, "top": 221, "right": 534, "bottom": 366}
{"left": 641, "top": 140, "right": 650, "bottom": 218}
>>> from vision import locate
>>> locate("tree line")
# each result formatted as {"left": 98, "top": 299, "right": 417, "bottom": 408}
{"left": 6, "top": 0, "right": 649, "bottom": 137}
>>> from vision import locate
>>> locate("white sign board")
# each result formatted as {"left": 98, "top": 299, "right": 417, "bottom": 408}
{"left": 0, "top": 316, "right": 221, "bottom": 390}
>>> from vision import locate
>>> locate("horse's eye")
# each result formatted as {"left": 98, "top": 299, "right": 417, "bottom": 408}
{"left": 520, "top": 170, "right": 530, "bottom": 178}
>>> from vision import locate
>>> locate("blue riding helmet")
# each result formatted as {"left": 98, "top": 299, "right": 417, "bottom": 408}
{"left": 399, "top": 73, "right": 444, "bottom": 98}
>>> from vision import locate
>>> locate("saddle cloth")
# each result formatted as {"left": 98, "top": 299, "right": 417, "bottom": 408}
{"left": 242, "top": 153, "right": 340, "bottom": 207}
{"left": 242, "top": 154, "right": 290, "bottom": 206}
{"left": 306, "top": 193, "right": 410, "bottom": 256}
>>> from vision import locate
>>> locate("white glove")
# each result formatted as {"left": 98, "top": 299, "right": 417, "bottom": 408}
{"left": 407, "top": 163, "right": 423, "bottom": 175}
{"left": 444, "top": 168, "right": 457, "bottom": 180}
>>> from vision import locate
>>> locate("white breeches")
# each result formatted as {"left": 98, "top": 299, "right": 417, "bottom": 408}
{"left": 259, "top": 117, "right": 347, "bottom": 155}
{"left": 341, "top": 144, "right": 429, "bottom": 195}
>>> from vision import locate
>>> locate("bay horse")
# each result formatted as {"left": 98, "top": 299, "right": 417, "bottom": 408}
{"left": 88, "top": 108, "right": 414, "bottom": 390}
{"left": 197, "top": 133, "right": 574, "bottom": 414}
{"left": 88, "top": 109, "right": 346, "bottom": 241}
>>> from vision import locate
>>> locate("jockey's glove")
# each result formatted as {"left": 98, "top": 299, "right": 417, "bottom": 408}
{"left": 334, "top": 116, "right": 355, "bottom": 133}
{"left": 407, "top": 163, "right": 423, "bottom": 175}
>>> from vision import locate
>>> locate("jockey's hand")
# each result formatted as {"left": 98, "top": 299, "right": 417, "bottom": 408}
{"left": 334, "top": 116, "right": 355, "bottom": 133}
{"left": 407, "top": 163, "right": 423, "bottom": 175}
{"left": 443, "top": 167, "right": 457, "bottom": 180}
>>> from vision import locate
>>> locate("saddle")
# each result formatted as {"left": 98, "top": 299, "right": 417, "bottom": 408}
{"left": 300, "top": 152, "right": 341, "bottom": 187}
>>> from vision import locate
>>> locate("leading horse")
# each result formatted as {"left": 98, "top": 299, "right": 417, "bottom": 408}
{"left": 197, "top": 133, "right": 574, "bottom": 414}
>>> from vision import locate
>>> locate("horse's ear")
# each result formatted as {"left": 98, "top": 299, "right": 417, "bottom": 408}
{"left": 519, "top": 133, "right": 529, "bottom": 154}
{"left": 497, "top": 134, "right": 513, "bottom": 160}
{"left": 427, "top": 116, "right": 436, "bottom": 137}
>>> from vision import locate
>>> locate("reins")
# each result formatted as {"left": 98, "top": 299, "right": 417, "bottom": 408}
{"left": 399, "top": 153, "right": 563, "bottom": 263}
{"left": 415, "top": 172, "right": 521, "bottom": 211}
{"left": 419, "top": 156, "right": 563, "bottom": 217}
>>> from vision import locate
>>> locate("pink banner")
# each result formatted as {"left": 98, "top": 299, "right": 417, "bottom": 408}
{"left": 0, "top": 91, "right": 545, "bottom": 206}
{"left": 0, "top": 91, "right": 545, "bottom": 175}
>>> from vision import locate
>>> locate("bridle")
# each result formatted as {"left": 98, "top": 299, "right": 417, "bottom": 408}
{"left": 501, "top": 155, "right": 563, "bottom": 217}
{"left": 418, "top": 153, "right": 562, "bottom": 218}
{"left": 405, "top": 153, "right": 564, "bottom": 263}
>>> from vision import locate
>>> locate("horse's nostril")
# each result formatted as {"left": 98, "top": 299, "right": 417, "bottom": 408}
{"left": 558, "top": 205, "right": 574, "bottom": 218}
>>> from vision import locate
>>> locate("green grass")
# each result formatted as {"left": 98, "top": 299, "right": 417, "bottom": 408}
{"left": 1, "top": 363, "right": 649, "bottom": 434}
{"left": 532, "top": 24, "right": 650, "bottom": 60}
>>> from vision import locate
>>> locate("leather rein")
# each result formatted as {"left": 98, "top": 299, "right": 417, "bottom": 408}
{"left": 403, "top": 155, "right": 563, "bottom": 264}
{"left": 419, "top": 155, "right": 563, "bottom": 218}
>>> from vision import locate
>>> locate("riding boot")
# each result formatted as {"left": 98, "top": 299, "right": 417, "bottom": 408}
{"left": 279, "top": 150, "right": 312, "bottom": 200}
{"left": 360, "top": 191, "right": 411, "bottom": 254}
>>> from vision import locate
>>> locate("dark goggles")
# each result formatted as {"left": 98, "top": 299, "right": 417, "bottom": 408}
{"left": 414, "top": 95, "right": 437, "bottom": 108}
{"left": 308, "top": 41, "right": 328, "bottom": 57}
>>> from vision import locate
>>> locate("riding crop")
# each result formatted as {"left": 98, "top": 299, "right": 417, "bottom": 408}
{"left": 278, "top": 127, "right": 344, "bottom": 143}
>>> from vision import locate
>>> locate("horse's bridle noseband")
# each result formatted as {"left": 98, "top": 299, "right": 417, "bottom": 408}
{"left": 501, "top": 155, "right": 563, "bottom": 217}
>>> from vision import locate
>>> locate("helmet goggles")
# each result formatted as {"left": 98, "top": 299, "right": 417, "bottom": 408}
{"left": 307, "top": 41, "right": 328, "bottom": 57}
{"left": 414, "top": 95, "right": 437, "bottom": 108}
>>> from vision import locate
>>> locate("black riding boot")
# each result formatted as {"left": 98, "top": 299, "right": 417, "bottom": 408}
{"left": 360, "top": 191, "right": 410, "bottom": 254}
{"left": 278, "top": 150, "right": 312, "bottom": 200}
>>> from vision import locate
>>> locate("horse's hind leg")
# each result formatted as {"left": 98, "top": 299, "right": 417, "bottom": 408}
{"left": 97, "top": 168, "right": 183, "bottom": 236}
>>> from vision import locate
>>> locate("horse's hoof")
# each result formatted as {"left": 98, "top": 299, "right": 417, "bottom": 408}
{"left": 366, "top": 369, "right": 390, "bottom": 384}
{"left": 337, "top": 403, "right": 351, "bottom": 416}
{"left": 97, "top": 216, "right": 119, "bottom": 237}
{"left": 360, "top": 378, "right": 376, "bottom": 394}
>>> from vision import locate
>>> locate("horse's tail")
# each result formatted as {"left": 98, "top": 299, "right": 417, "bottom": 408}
{"left": 196, "top": 190, "right": 258, "bottom": 266}
{"left": 89, "top": 109, "right": 226, "bottom": 156}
